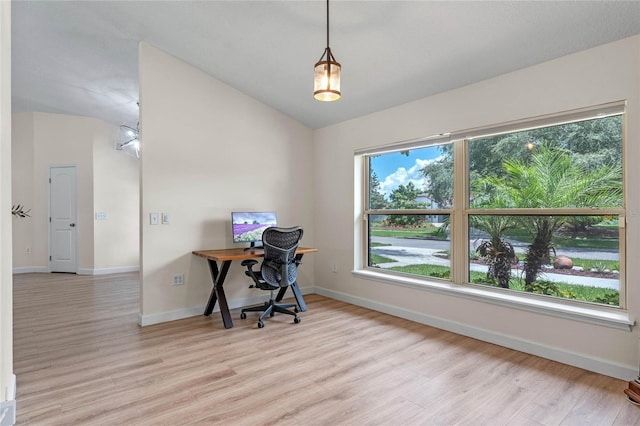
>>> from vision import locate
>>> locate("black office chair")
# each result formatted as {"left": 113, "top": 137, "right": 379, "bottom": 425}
{"left": 240, "top": 226, "right": 304, "bottom": 328}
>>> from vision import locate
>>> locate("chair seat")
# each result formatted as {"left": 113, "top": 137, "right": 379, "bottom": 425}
{"left": 255, "top": 280, "right": 279, "bottom": 292}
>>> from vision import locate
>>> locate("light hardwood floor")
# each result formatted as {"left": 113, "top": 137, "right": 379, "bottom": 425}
{"left": 13, "top": 272, "right": 639, "bottom": 425}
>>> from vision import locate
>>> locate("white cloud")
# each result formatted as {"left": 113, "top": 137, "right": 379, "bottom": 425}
{"left": 379, "top": 157, "right": 439, "bottom": 198}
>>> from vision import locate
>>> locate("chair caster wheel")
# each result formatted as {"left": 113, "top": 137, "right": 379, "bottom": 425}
{"left": 294, "top": 316, "right": 301, "bottom": 324}
{"left": 258, "top": 321, "right": 265, "bottom": 328}
{"left": 270, "top": 311, "right": 275, "bottom": 317}
{"left": 240, "top": 312, "right": 247, "bottom": 320}
{"left": 294, "top": 307, "right": 299, "bottom": 313}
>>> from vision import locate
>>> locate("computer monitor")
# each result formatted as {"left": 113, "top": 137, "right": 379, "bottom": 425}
{"left": 231, "top": 211, "right": 277, "bottom": 249}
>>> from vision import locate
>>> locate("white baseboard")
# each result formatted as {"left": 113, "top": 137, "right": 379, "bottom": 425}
{"left": 13, "top": 266, "right": 139, "bottom": 275}
{"left": 138, "top": 294, "right": 271, "bottom": 326}
{"left": 138, "top": 286, "right": 314, "bottom": 327}
{"left": 77, "top": 266, "right": 140, "bottom": 275}
{"left": 297, "top": 285, "right": 314, "bottom": 296}
{"left": 0, "top": 374, "right": 16, "bottom": 426}
{"left": 12, "top": 266, "right": 49, "bottom": 274}
{"left": 313, "top": 286, "right": 637, "bottom": 381}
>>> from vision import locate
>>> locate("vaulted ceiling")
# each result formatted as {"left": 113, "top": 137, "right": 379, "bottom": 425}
{"left": 11, "top": 1, "right": 640, "bottom": 129}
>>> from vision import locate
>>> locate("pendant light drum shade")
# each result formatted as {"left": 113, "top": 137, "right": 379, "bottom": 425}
{"left": 314, "top": 0, "right": 341, "bottom": 101}
{"left": 314, "top": 48, "right": 341, "bottom": 101}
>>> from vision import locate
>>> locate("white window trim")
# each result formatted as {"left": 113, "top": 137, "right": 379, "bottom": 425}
{"left": 355, "top": 101, "right": 631, "bottom": 329}
{"left": 353, "top": 269, "right": 634, "bottom": 331}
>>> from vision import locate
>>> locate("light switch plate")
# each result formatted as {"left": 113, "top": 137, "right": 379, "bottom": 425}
{"left": 150, "top": 212, "right": 160, "bottom": 225}
{"left": 162, "top": 213, "right": 171, "bottom": 224}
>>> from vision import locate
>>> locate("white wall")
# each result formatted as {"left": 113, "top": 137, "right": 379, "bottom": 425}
{"left": 11, "top": 112, "right": 139, "bottom": 274}
{"left": 0, "top": 0, "right": 14, "bottom": 411}
{"left": 313, "top": 36, "right": 640, "bottom": 379}
{"left": 10, "top": 113, "right": 33, "bottom": 270}
{"left": 138, "top": 43, "right": 314, "bottom": 322}
{"left": 92, "top": 122, "right": 139, "bottom": 272}
{"left": 11, "top": 112, "right": 94, "bottom": 271}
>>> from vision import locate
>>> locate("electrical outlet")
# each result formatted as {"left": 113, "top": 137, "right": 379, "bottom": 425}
{"left": 25, "top": 247, "right": 32, "bottom": 255}
{"left": 0, "top": 399, "right": 16, "bottom": 426}
{"left": 172, "top": 273, "right": 184, "bottom": 286}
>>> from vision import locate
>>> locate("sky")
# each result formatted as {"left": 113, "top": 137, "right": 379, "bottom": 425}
{"left": 371, "top": 146, "right": 442, "bottom": 198}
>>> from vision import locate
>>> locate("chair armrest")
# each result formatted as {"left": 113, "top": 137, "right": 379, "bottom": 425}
{"left": 241, "top": 259, "right": 259, "bottom": 268}
{"left": 241, "top": 259, "right": 262, "bottom": 288}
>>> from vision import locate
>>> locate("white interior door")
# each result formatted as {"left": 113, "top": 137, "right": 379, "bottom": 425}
{"left": 49, "top": 166, "right": 77, "bottom": 273}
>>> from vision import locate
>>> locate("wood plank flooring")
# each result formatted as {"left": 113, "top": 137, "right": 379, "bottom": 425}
{"left": 13, "top": 272, "right": 639, "bottom": 425}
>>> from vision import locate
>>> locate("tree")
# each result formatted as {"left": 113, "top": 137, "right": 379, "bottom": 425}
{"left": 479, "top": 146, "right": 622, "bottom": 290}
{"left": 468, "top": 114, "right": 622, "bottom": 195}
{"left": 420, "top": 144, "right": 453, "bottom": 208}
{"left": 550, "top": 115, "right": 622, "bottom": 171}
{"left": 384, "top": 182, "right": 427, "bottom": 227}
{"left": 470, "top": 192, "right": 517, "bottom": 288}
{"left": 389, "top": 181, "right": 422, "bottom": 208}
{"left": 476, "top": 238, "right": 516, "bottom": 289}
{"left": 469, "top": 132, "right": 533, "bottom": 184}
{"left": 369, "top": 170, "right": 388, "bottom": 209}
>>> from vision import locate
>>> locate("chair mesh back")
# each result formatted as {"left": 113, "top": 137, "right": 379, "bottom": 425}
{"left": 261, "top": 226, "right": 304, "bottom": 287}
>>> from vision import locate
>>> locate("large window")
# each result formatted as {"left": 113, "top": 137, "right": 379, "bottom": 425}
{"left": 361, "top": 103, "right": 625, "bottom": 308}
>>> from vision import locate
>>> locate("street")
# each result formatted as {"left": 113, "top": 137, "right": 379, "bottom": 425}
{"left": 370, "top": 236, "right": 620, "bottom": 290}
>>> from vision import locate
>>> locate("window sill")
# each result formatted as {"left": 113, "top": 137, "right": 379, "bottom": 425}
{"left": 352, "top": 269, "right": 635, "bottom": 332}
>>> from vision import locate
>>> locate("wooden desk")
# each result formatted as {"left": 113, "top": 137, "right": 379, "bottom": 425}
{"left": 192, "top": 247, "right": 317, "bottom": 329}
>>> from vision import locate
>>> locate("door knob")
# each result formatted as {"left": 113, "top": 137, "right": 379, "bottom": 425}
{"left": 70, "top": 223, "right": 76, "bottom": 227}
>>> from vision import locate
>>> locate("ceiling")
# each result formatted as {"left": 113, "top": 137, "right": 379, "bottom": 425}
{"left": 11, "top": 1, "right": 640, "bottom": 130}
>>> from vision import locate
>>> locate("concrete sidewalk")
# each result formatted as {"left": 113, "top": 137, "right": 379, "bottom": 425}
{"left": 372, "top": 245, "right": 619, "bottom": 290}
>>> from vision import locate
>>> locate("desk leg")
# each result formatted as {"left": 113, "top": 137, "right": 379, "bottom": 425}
{"left": 275, "top": 253, "right": 307, "bottom": 312}
{"left": 204, "top": 259, "right": 233, "bottom": 329}
{"left": 204, "top": 260, "right": 220, "bottom": 316}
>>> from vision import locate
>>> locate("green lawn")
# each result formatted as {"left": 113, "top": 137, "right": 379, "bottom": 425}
{"left": 430, "top": 251, "right": 617, "bottom": 271}
{"left": 371, "top": 226, "right": 446, "bottom": 239}
{"left": 382, "top": 263, "right": 619, "bottom": 305}
{"left": 370, "top": 253, "right": 397, "bottom": 265}
{"left": 370, "top": 242, "right": 391, "bottom": 247}
{"left": 388, "top": 263, "right": 450, "bottom": 279}
{"left": 503, "top": 228, "right": 618, "bottom": 250}
{"left": 559, "top": 256, "right": 619, "bottom": 272}
{"left": 470, "top": 273, "right": 619, "bottom": 306}
{"left": 372, "top": 224, "right": 618, "bottom": 250}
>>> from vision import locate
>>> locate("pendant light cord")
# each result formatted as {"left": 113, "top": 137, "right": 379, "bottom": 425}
{"left": 326, "top": 0, "right": 330, "bottom": 48}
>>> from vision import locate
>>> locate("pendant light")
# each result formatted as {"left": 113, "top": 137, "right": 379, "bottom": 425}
{"left": 314, "top": 0, "right": 341, "bottom": 101}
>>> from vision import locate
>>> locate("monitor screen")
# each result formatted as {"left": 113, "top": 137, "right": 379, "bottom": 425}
{"left": 231, "top": 211, "right": 277, "bottom": 247}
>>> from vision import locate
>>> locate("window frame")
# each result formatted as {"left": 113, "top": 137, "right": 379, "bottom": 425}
{"left": 363, "top": 138, "right": 455, "bottom": 281}
{"left": 358, "top": 101, "right": 628, "bottom": 313}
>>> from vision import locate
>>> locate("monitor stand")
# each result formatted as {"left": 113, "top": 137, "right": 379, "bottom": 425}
{"left": 244, "top": 241, "right": 263, "bottom": 251}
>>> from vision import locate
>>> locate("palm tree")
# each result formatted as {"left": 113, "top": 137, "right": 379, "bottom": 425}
{"left": 469, "top": 189, "right": 516, "bottom": 288}
{"left": 480, "top": 146, "right": 622, "bottom": 291}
